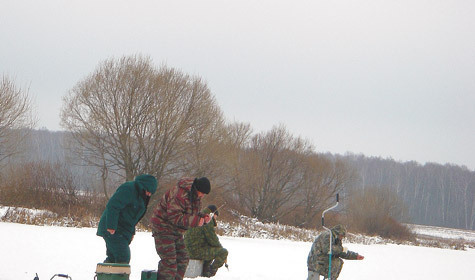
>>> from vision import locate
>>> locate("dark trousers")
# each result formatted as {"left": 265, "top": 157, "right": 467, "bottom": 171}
{"left": 103, "top": 232, "right": 131, "bottom": 264}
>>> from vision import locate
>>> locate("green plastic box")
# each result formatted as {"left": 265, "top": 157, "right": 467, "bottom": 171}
{"left": 95, "top": 263, "right": 130, "bottom": 280}
{"left": 141, "top": 270, "right": 157, "bottom": 280}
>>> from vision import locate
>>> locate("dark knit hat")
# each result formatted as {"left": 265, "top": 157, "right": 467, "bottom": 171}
{"left": 193, "top": 177, "right": 211, "bottom": 194}
{"left": 207, "top": 204, "right": 219, "bottom": 216}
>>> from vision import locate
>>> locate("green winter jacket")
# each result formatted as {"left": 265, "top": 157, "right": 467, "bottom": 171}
{"left": 184, "top": 208, "right": 222, "bottom": 257}
{"left": 97, "top": 174, "right": 157, "bottom": 240}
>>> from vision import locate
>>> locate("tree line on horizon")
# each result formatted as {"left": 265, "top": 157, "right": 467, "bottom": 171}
{"left": 339, "top": 154, "right": 475, "bottom": 230}
{"left": 1, "top": 55, "right": 474, "bottom": 232}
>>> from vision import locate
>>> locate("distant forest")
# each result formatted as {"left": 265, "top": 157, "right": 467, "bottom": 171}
{"left": 17, "top": 129, "right": 474, "bottom": 231}
{"left": 339, "top": 154, "right": 475, "bottom": 230}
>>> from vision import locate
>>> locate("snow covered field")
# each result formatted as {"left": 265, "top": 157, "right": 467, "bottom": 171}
{"left": 1, "top": 222, "right": 475, "bottom": 280}
{"left": 410, "top": 224, "right": 475, "bottom": 242}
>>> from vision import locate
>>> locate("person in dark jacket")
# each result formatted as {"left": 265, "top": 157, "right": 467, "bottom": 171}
{"left": 97, "top": 174, "right": 157, "bottom": 264}
{"left": 184, "top": 205, "right": 228, "bottom": 277}
{"left": 307, "top": 224, "right": 364, "bottom": 280}
{"left": 150, "top": 177, "right": 211, "bottom": 280}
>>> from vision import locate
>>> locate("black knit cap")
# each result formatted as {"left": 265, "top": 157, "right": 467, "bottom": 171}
{"left": 207, "top": 204, "right": 219, "bottom": 216}
{"left": 193, "top": 177, "right": 211, "bottom": 194}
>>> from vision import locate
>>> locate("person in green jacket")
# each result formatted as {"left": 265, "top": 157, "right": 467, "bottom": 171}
{"left": 97, "top": 174, "right": 157, "bottom": 264}
{"left": 184, "top": 205, "right": 228, "bottom": 277}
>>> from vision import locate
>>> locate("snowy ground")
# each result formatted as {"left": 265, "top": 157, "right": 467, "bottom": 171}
{"left": 1, "top": 222, "right": 475, "bottom": 280}
{"left": 410, "top": 224, "right": 475, "bottom": 242}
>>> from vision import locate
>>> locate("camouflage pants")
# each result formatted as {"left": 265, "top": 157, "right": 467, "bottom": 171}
{"left": 189, "top": 246, "right": 228, "bottom": 270}
{"left": 154, "top": 233, "right": 189, "bottom": 280}
{"left": 311, "top": 258, "right": 343, "bottom": 280}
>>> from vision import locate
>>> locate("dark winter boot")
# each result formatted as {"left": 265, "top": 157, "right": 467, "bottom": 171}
{"left": 207, "top": 266, "right": 218, "bottom": 277}
{"left": 202, "top": 264, "right": 218, "bottom": 278}
{"left": 201, "top": 261, "right": 211, "bottom": 277}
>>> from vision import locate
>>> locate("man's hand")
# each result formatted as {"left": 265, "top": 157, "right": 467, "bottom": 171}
{"left": 203, "top": 214, "right": 211, "bottom": 224}
{"left": 356, "top": 254, "right": 364, "bottom": 260}
{"left": 198, "top": 214, "right": 212, "bottom": 226}
{"left": 107, "top": 229, "right": 116, "bottom": 235}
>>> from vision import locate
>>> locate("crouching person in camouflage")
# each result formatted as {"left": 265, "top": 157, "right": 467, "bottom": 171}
{"left": 307, "top": 225, "right": 364, "bottom": 280}
{"left": 185, "top": 205, "right": 228, "bottom": 277}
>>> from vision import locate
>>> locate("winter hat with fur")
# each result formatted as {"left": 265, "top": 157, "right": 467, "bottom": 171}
{"left": 331, "top": 224, "right": 347, "bottom": 237}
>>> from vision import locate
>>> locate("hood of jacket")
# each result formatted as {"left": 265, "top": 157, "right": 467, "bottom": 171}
{"left": 331, "top": 224, "right": 347, "bottom": 239}
{"left": 135, "top": 174, "right": 158, "bottom": 194}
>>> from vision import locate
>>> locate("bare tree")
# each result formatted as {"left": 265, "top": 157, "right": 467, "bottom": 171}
{"left": 0, "top": 75, "right": 36, "bottom": 165}
{"left": 232, "top": 125, "right": 313, "bottom": 222}
{"left": 221, "top": 121, "right": 253, "bottom": 183}
{"left": 61, "top": 55, "right": 221, "bottom": 185}
{"left": 178, "top": 121, "right": 254, "bottom": 205}
{"left": 293, "top": 154, "right": 354, "bottom": 227}
{"left": 175, "top": 91, "right": 226, "bottom": 178}
{"left": 346, "top": 186, "right": 411, "bottom": 238}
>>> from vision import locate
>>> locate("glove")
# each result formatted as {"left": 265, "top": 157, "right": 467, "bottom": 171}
{"left": 356, "top": 254, "right": 364, "bottom": 260}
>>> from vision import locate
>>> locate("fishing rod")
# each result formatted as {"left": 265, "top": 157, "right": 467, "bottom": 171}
{"left": 209, "top": 202, "right": 226, "bottom": 219}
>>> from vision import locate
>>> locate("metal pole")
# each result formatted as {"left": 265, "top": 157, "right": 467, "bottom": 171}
{"left": 321, "top": 194, "right": 339, "bottom": 280}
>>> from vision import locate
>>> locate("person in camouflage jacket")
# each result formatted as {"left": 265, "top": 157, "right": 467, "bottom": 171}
{"left": 150, "top": 177, "right": 212, "bottom": 280}
{"left": 184, "top": 205, "right": 228, "bottom": 277}
{"left": 307, "top": 224, "right": 364, "bottom": 280}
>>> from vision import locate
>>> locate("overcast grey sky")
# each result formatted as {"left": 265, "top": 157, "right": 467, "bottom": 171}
{"left": 1, "top": 0, "right": 474, "bottom": 170}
